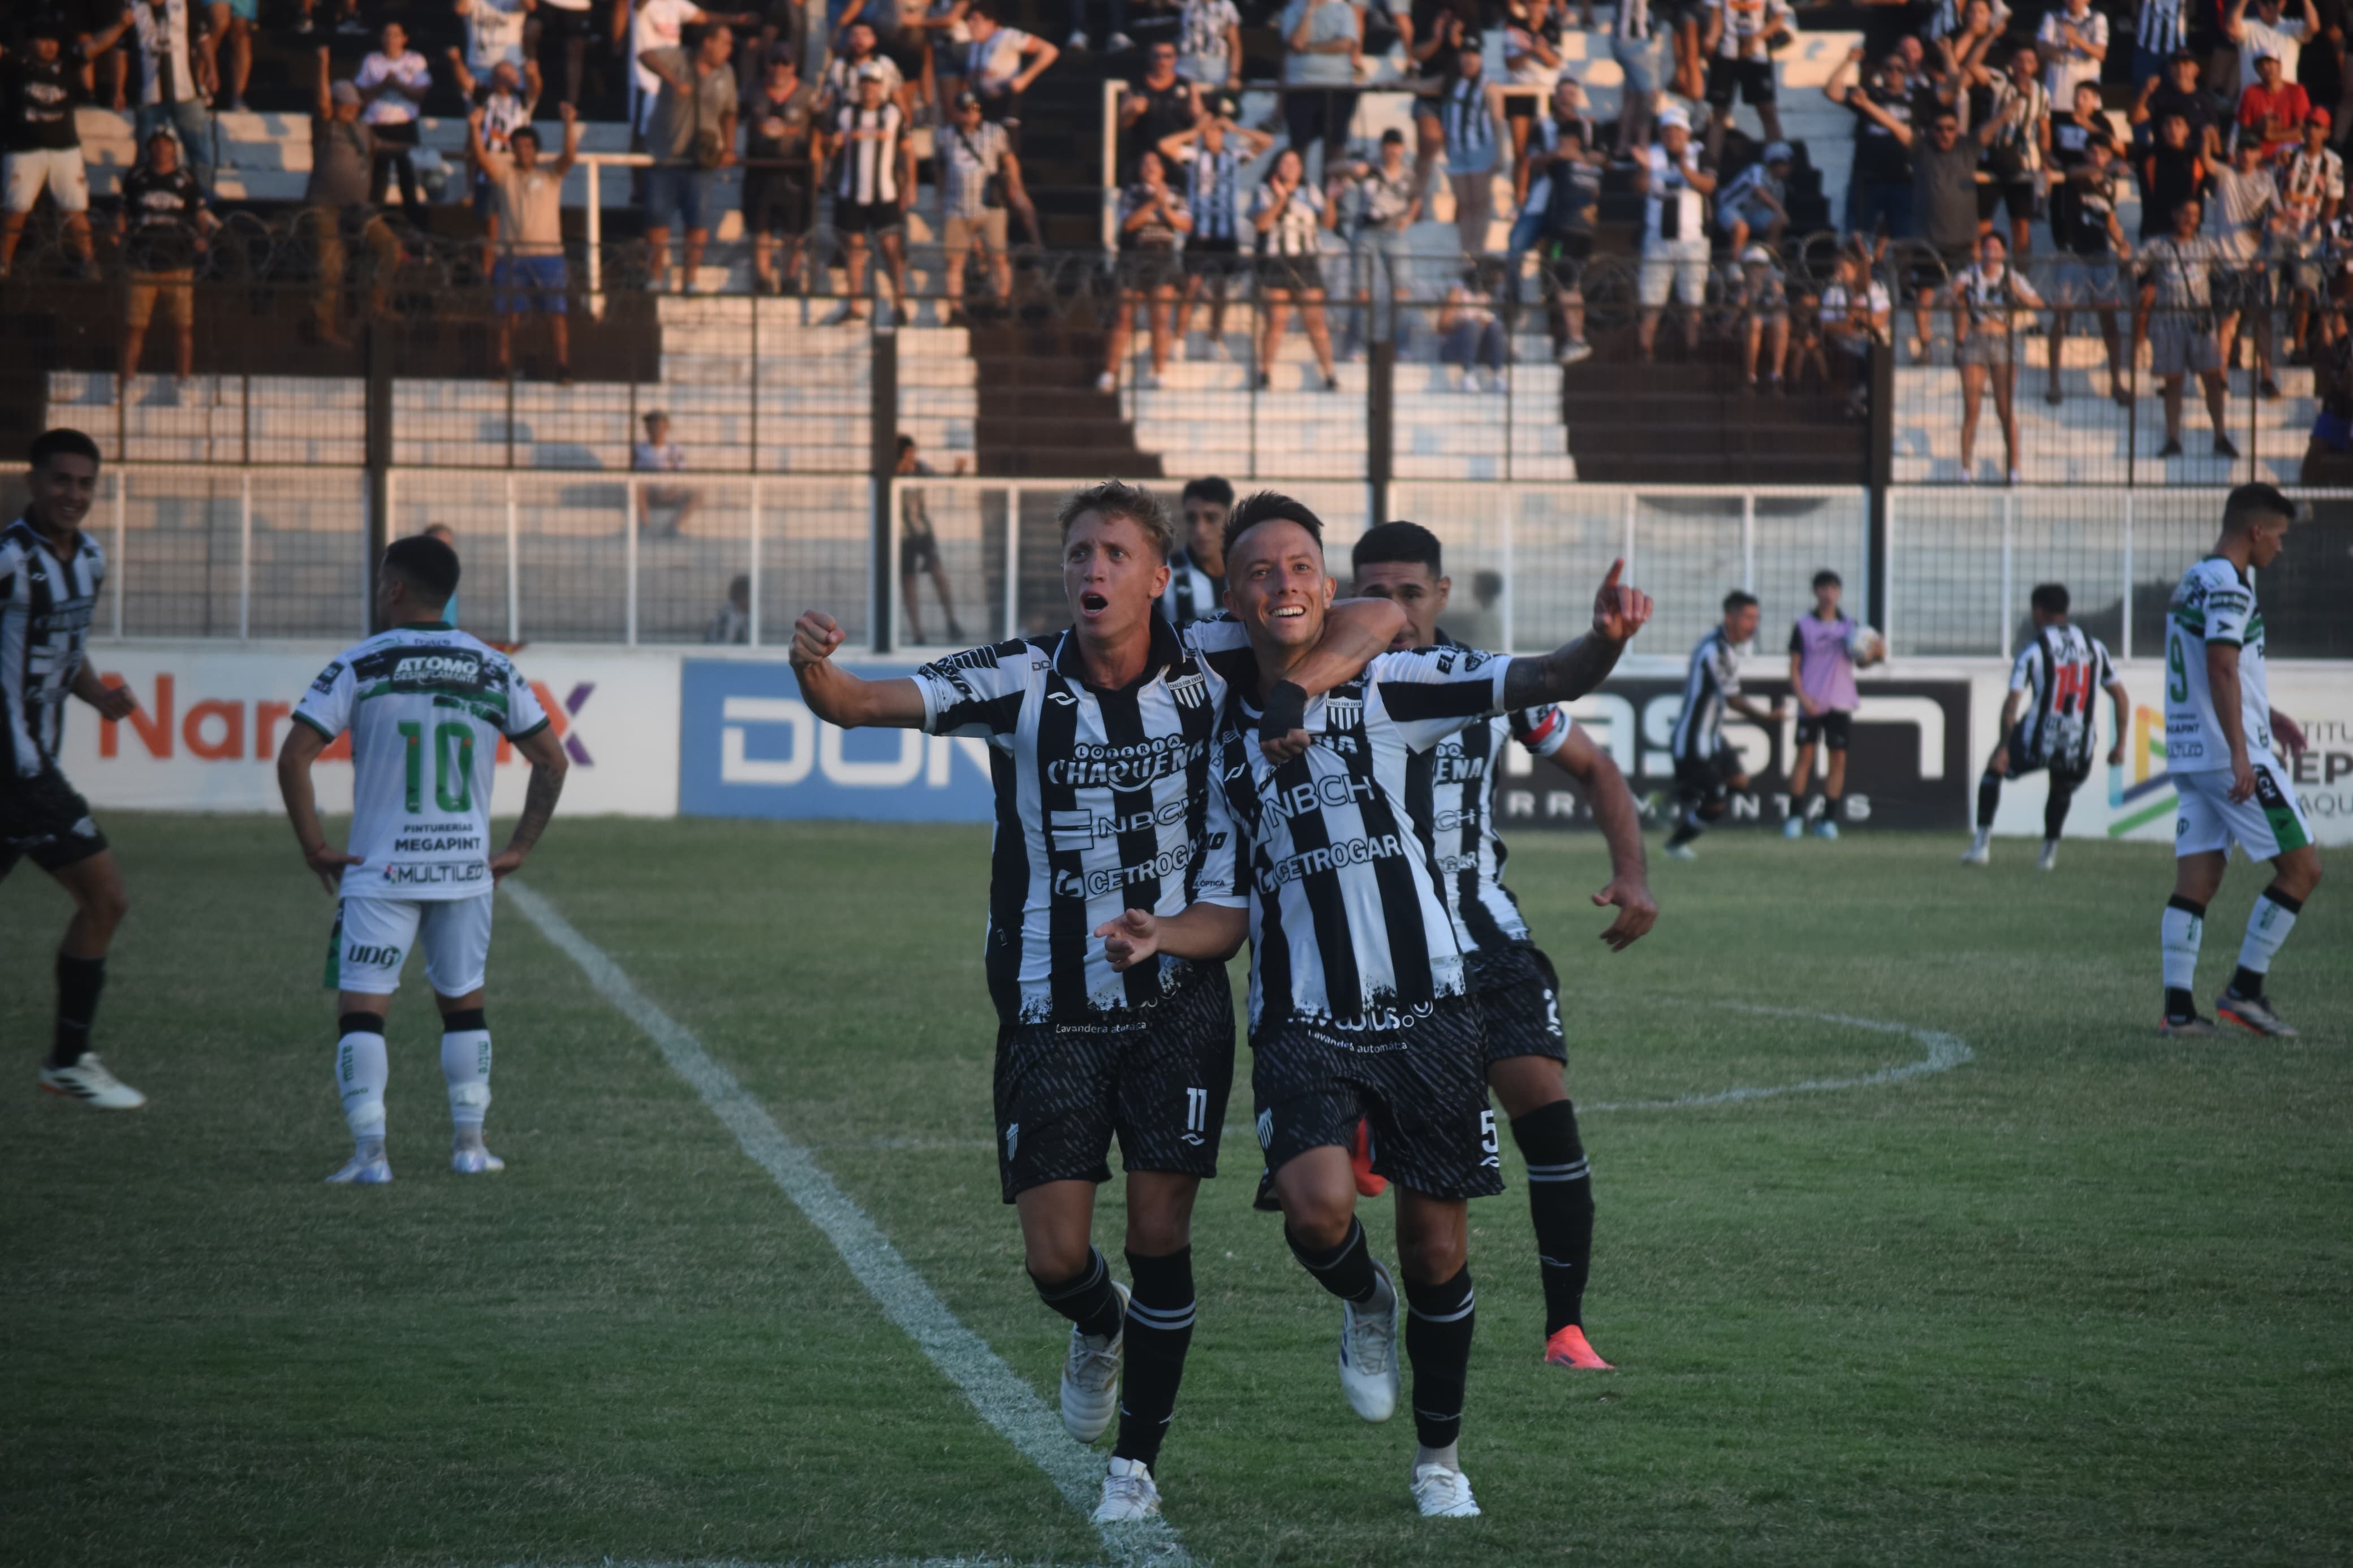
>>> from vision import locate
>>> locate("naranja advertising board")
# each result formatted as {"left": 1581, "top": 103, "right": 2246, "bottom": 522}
{"left": 55, "top": 643, "right": 680, "bottom": 817}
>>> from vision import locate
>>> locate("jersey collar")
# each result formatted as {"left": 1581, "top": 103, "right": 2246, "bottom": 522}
{"left": 1051, "top": 612, "right": 1185, "bottom": 692}
{"left": 397, "top": 619, "right": 455, "bottom": 630}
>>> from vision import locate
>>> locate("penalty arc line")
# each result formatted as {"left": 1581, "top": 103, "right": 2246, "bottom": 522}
{"left": 501, "top": 880, "right": 1191, "bottom": 1568}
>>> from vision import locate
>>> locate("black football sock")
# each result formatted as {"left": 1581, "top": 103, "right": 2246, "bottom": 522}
{"left": 1821, "top": 789, "right": 1842, "bottom": 823}
{"left": 1112, "top": 1247, "right": 1195, "bottom": 1467}
{"left": 1976, "top": 770, "right": 2002, "bottom": 829}
{"left": 1403, "top": 1265, "right": 1476, "bottom": 1450}
{"left": 1287, "top": 1215, "right": 1382, "bottom": 1304}
{"left": 1512, "top": 1100, "right": 1593, "bottom": 1335}
{"left": 2044, "top": 774, "right": 2078, "bottom": 841}
{"left": 1030, "top": 1246, "right": 1126, "bottom": 1342}
{"left": 51, "top": 952, "right": 106, "bottom": 1069}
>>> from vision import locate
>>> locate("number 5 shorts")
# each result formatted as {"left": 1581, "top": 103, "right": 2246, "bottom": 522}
{"left": 325, "top": 892, "right": 497, "bottom": 996}
{"left": 992, "top": 957, "right": 1237, "bottom": 1203}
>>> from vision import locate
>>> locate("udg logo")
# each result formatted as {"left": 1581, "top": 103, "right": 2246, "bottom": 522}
{"left": 1182, "top": 1086, "right": 1209, "bottom": 1146}
{"left": 345, "top": 942, "right": 403, "bottom": 968}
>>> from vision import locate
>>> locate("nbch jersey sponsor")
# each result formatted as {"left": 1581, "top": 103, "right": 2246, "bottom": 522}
{"left": 912, "top": 615, "right": 1242, "bottom": 1026}
{"left": 1406, "top": 630, "right": 1571, "bottom": 958}
{"left": 1, "top": 517, "right": 105, "bottom": 777}
{"left": 2007, "top": 622, "right": 2115, "bottom": 770}
{"left": 2164, "top": 556, "right": 2270, "bottom": 768}
{"left": 292, "top": 624, "right": 550, "bottom": 900}
{"left": 1192, "top": 621, "right": 1514, "bottom": 1031}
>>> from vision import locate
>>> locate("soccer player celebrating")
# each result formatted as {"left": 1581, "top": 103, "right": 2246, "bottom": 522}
{"left": 1662, "top": 591, "right": 1786, "bottom": 859}
{"left": 1102, "top": 493, "right": 1650, "bottom": 1519}
{"left": 1782, "top": 569, "right": 1881, "bottom": 840}
{"left": 1349, "top": 520, "right": 1656, "bottom": 1375}
{"left": 6, "top": 430, "right": 145, "bottom": 1110}
{"left": 786, "top": 481, "right": 1402, "bottom": 1525}
{"left": 1961, "top": 582, "right": 2128, "bottom": 871}
{"left": 277, "top": 535, "right": 570, "bottom": 1182}
{"left": 2156, "top": 483, "right": 2322, "bottom": 1037}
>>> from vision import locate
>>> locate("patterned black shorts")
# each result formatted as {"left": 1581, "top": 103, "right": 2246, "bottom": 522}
{"left": 1251, "top": 995, "right": 1502, "bottom": 1201}
{"left": 0, "top": 766, "right": 108, "bottom": 879}
{"left": 1467, "top": 942, "right": 1568, "bottom": 1067}
{"left": 992, "top": 960, "right": 1237, "bottom": 1204}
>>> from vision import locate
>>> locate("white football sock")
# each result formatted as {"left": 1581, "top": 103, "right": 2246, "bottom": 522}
{"left": 337, "top": 1027, "right": 388, "bottom": 1146}
{"left": 2160, "top": 901, "right": 2204, "bottom": 993}
{"left": 441, "top": 1027, "right": 492, "bottom": 1130}
{"left": 1969, "top": 826, "right": 1992, "bottom": 852}
{"left": 2236, "top": 891, "right": 2301, "bottom": 982}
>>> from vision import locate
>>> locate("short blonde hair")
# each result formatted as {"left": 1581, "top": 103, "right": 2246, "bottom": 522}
{"left": 1056, "top": 480, "right": 1175, "bottom": 561}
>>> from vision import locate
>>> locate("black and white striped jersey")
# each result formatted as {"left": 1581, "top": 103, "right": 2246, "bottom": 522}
{"left": 2007, "top": 622, "right": 2115, "bottom": 771}
{"left": 834, "top": 102, "right": 906, "bottom": 204}
{"left": 1182, "top": 143, "right": 1244, "bottom": 243}
{"left": 1405, "top": 633, "right": 1573, "bottom": 960}
{"left": 2135, "top": 0, "right": 2188, "bottom": 54}
{"left": 912, "top": 616, "right": 1241, "bottom": 1026}
{"left": 1, "top": 517, "right": 106, "bottom": 779}
{"left": 1192, "top": 622, "right": 1515, "bottom": 1032}
{"left": 1157, "top": 548, "right": 1223, "bottom": 632}
{"left": 1669, "top": 627, "right": 1742, "bottom": 761}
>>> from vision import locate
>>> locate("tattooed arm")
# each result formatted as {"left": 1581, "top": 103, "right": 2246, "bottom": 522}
{"left": 1499, "top": 558, "right": 1654, "bottom": 709}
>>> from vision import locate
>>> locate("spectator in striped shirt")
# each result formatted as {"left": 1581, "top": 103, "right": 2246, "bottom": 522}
{"left": 1160, "top": 97, "right": 1269, "bottom": 361}
{"left": 1251, "top": 146, "right": 1341, "bottom": 391}
{"left": 2134, "top": 0, "right": 2192, "bottom": 87}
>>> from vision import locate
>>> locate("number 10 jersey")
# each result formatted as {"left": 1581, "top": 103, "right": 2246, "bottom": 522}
{"left": 293, "top": 623, "right": 550, "bottom": 901}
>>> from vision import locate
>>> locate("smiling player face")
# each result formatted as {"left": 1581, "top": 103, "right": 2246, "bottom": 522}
{"left": 28, "top": 451, "right": 98, "bottom": 537}
{"left": 1354, "top": 559, "right": 1450, "bottom": 650}
{"left": 1224, "top": 518, "right": 1334, "bottom": 659}
{"left": 1062, "top": 509, "right": 1170, "bottom": 649}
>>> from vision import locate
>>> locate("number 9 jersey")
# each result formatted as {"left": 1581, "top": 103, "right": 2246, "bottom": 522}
{"left": 292, "top": 623, "right": 551, "bottom": 901}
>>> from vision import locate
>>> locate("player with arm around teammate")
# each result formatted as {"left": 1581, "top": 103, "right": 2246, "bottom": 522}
{"left": 1101, "top": 493, "right": 1651, "bottom": 1519}
{"left": 1960, "top": 581, "right": 2128, "bottom": 870}
{"left": 2155, "top": 482, "right": 2321, "bottom": 1036}
{"left": 1662, "top": 590, "right": 1787, "bottom": 859}
{"left": 1348, "top": 520, "right": 1655, "bottom": 1375}
{"left": 277, "top": 534, "right": 570, "bottom": 1183}
{"left": 787, "top": 480, "right": 1405, "bottom": 1525}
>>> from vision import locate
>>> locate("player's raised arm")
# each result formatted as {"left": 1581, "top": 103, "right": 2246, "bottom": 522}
{"left": 276, "top": 719, "right": 364, "bottom": 895}
{"left": 489, "top": 723, "right": 569, "bottom": 883}
{"left": 1499, "top": 558, "right": 1654, "bottom": 710}
{"left": 1544, "top": 728, "right": 1656, "bottom": 951}
{"left": 788, "top": 609, "right": 929, "bottom": 728}
{"left": 1093, "top": 904, "right": 1251, "bottom": 971}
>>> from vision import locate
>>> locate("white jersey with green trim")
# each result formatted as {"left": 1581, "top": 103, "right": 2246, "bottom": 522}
{"left": 2162, "top": 556, "right": 2269, "bottom": 770}
{"left": 292, "top": 623, "right": 550, "bottom": 900}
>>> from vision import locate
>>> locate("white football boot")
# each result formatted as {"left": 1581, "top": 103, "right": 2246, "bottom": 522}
{"left": 451, "top": 1131, "right": 506, "bottom": 1174}
{"left": 2037, "top": 840, "right": 2059, "bottom": 872}
{"left": 38, "top": 1053, "right": 146, "bottom": 1110}
{"left": 1411, "top": 1462, "right": 1481, "bottom": 1518}
{"left": 1061, "top": 1280, "right": 1130, "bottom": 1442}
{"left": 1339, "top": 1260, "right": 1400, "bottom": 1422}
{"left": 1092, "top": 1456, "right": 1162, "bottom": 1523}
{"left": 325, "top": 1146, "right": 393, "bottom": 1185}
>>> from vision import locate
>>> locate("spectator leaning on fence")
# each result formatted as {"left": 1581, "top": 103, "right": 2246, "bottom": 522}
{"left": 960, "top": 2, "right": 1055, "bottom": 130}
{"left": 742, "top": 46, "right": 818, "bottom": 296}
{"left": 303, "top": 47, "right": 400, "bottom": 345}
{"left": 468, "top": 98, "right": 581, "bottom": 381}
{"left": 639, "top": 21, "right": 739, "bottom": 295}
{"left": 1099, "top": 148, "right": 1192, "bottom": 393}
{"left": 0, "top": 24, "right": 94, "bottom": 280}
{"left": 1818, "top": 244, "right": 1890, "bottom": 415}
{"left": 1737, "top": 240, "right": 1790, "bottom": 393}
{"left": 634, "top": 410, "right": 701, "bottom": 535}
{"left": 825, "top": 62, "right": 912, "bottom": 322}
{"left": 89, "top": 0, "right": 214, "bottom": 193}
{"left": 937, "top": 87, "right": 1032, "bottom": 321}
{"left": 2139, "top": 193, "right": 2237, "bottom": 457}
{"left": 1634, "top": 103, "right": 1714, "bottom": 362}
{"left": 114, "top": 126, "right": 216, "bottom": 392}
{"left": 1160, "top": 95, "right": 1266, "bottom": 360}
{"left": 2045, "top": 128, "right": 2134, "bottom": 408}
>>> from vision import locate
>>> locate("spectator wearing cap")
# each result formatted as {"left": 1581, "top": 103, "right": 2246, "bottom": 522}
{"left": 301, "top": 46, "right": 400, "bottom": 345}
{"left": 0, "top": 23, "right": 94, "bottom": 280}
{"left": 1118, "top": 39, "right": 1197, "bottom": 177}
{"left": 1334, "top": 126, "right": 1421, "bottom": 357}
{"left": 639, "top": 21, "right": 739, "bottom": 294}
{"left": 742, "top": 47, "right": 818, "bottom": 295}
{"left": 1736, "top": 241, "right": 1790, "bottom": 394}
{"left": 2239, "top": 47, "right": 2312, "bottom": 157}
{"left": 960, "top": 2, "right": 1056, "bottom": 129}
{"left": 1633, "top": 102, "right": 1716, "bottom": 361}
{"left": 1715, "top": 140, "right": 1791, "bottom": 260}
{"left": 2036, "top": 0, "right": 2108, "bottom": 108}
{"left": 1175, "top": 0, "right": 1241, "bottom": 91}
{"left": 822, "top": 61, "right": 913, "bottom": 322}
{"left": 2134, "top": 47, "right": 2221, "bottom": 157}
{"left": 114, "top": 126, "right": 216, "bottom": 392}
{"left": 2278, "top": 109, "right": 2339, "bottom": 360}
{"left": 1158, "top": 94, "right": 1268, "bottom": 359}
{"left": 88, "top": 0, "right": 214, "bottom": 193}
{"left": 627, "top": 0, "right": 761, "bottom": 141}
{"left": 2227, "top": 0, "right": 2317, "bottom": 96}
{"left": 1098, "top": 148, "right": 1192, "bottom": 392}
{"left": 937, "top": 87, "right": 1032, "bottom": 318}
{"left": 466, "top": 98, "right": 581, "bottom": 382}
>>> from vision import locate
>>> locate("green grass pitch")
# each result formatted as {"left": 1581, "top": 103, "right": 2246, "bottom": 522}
{"left": 3, "top": 816, "right": 2348, "bottom": 1568}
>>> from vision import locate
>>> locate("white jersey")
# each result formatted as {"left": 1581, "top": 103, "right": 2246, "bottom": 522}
{"left": 2164, "top": 555, "right": 2270, "bottom": 769}
{"left": 2006, "top": 622, "right": 2115, "bottom": 770}
{"left": 1, "top": 517, "right": 106, "bottom": 777}
{"left": 293, "top": 624, "right": 551, "bottom": 901}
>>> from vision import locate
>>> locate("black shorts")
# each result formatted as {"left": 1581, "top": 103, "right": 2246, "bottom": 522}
{"left": 1252, "top": 994, "right": 1502, "bottom": 1201}
{"left": 1467, "top": 942, "right": 1567, "bottom": 1067}
{"left": 1674, "top": 745, "right": 1744, "bottom": 799}
{"left": 0, "top": 765, "right": 108, "bottom": 879}
{"left": 1257, "top": 253, "right": 1324, "bottom": 293}
{"left": 992, "top": 960, "right": 1237, "bottom": 1203}
{"left": 835, "top": 197, "right": 904, "bottom": 235}
{"left": 902, "top": 526, "right": 940, "bottom": 572}
{"left": 1907, "top": 243, "right": 1974, "bottom": 297}
{"left": 1998, "top": 723, "right": 2091, "bottom": 787}
{"left": 1184, "top": 236, "right": 1246, "bottom": 279}
{"left": 1117, "top": 248, "right": 1183, "bottom": 291}
{"left": 536, "top": 4, "right": 595, "bottom": 44}
{"left": 743, "top": 169, "right": 813, "bottom": 237}
{"left": 882, "top": 31, "right": 928, "bottom": 80}
{"left": 1976, "top": 178, "right": 2036, "bottom": 223}
{"left": 1538, "top": 231, "right": 1592, "bottom": 291}
{"left": 1705, "top": 55, "right": 1776, "bottom": 108}
{"left": 1794, "top": 708, "right": 1852, "bottom": 750}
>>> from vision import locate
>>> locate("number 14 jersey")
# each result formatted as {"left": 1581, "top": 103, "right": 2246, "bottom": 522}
{"left": 294, "top": 623, "right": 550, "bottom": 900}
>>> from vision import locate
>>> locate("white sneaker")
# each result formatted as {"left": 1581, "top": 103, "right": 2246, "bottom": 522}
{"left": 325, "top": 1150, "right": 392, "bottom": 1184}
{"left": 1094, "top": 370, "right": 1116, "bottom": 395}
{"left": 1092, "top": 1455, "right": 1162, "bottom": 1523}
{"left": 2037, "top": 841, "right": 2059, "bottom": 872}
{"left": 1107, "top": 29, "right": 1135, "bottom": 50}
{"left": 1557, "top": 339, "right": 1594, "bottom": 365}
{"left": 1813, "top": 819, "right": 1839, "bottom": 841}
{"left": 1960, "top": 839, "right": 1990, "bottom": 866}
{"left": 1411, "top": 1462, "right": 1481, "bottom": 1518}
{"left": 1066, "top": 28, "right": 1090, "bottom": 47}
{"left": 38, "top": 1053, "right": 146, "bottom": 1110}
{"left": 1339, "top": 1261, "right": 1400, "bottom": 1422}
{"left": 1664, "top": 841, "right": 1699, "bottom": 861}
{"left": 1144, "top": 369, "right": 1165, "bottom": 390}
{"left": 451, "top": 1143, "right": 506, "bottom": 1174}
{"left": 1061, "top": 1280, "right": 1129, "bottom": 1442}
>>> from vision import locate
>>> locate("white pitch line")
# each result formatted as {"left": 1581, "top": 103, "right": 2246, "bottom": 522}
{"left": 501, "top": 881, "right": 1192, "bottom": 1568}
{"left": 1584, "top": 1001, "right": 1973, "bottom": 1112}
